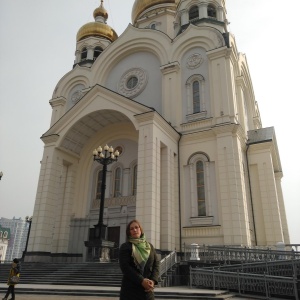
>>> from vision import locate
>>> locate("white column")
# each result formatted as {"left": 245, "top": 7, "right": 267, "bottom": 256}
{"left": 217, "top": 6, "right": 224, "bottom": 22}
{"left": 29, "top": 146, "right": 61, "bottom": 255}
{"left": 199, "top": 3, "right": 207, "bottom": 19}
{"left": 87, "top": 45, "right": 94, "bottom": 60}
{"left": 136, "top": 125, "right": 161, "bottom": 247}
{"left": 181, "top": 9, "right": 189, "bottom": 26}
{"left": 160, "top": 146, "right": 176, "bottom": 250}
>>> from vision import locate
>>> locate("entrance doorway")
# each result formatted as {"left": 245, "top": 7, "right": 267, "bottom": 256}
{"left": 107, "top": 226, "right": 120, "bottom": 261}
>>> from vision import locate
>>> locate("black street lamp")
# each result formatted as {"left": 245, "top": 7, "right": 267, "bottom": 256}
{"left": 0, "top": 171, "right": 3, "bottom": 180}
{"left": 92, "top": 145, "right": 119, "bottom": 254}
{"left": 22, "top": 216, "right": 32, "bottom": 260}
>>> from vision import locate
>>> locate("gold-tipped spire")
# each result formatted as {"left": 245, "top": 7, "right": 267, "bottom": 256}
{"left": 93, "top": 0, "right": 108, "bottom": 20}
{"left": 77, "top": 0, "right": 118, "bottom": 42}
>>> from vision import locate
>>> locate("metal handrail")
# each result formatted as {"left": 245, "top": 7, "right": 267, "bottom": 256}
{"left": 190, "top": 267, "right": 299, "bottom": 300}
{"left": 159, "top": 250, "right": 177, "bottom": 277}
{"left": 183, "top": 244, "right": 300, "bottom": 263}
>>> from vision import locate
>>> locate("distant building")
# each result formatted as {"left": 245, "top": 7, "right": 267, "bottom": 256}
{"left": 0, "top": 217, "right": 29, "bottom": 261}
{"left": 0, "top": 224, "right": 10, "bottom": 262}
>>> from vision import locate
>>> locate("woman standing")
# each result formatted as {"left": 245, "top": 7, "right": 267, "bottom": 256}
{"left": 2, "top": 258, "right": 20, "bottom": 300}
{"left": 119, "top": 220, "right": 160, "bottom": 300}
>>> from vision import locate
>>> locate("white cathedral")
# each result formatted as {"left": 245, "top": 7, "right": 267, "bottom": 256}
{"left": 27, "top": 0, "right": 290, "bottom": 262}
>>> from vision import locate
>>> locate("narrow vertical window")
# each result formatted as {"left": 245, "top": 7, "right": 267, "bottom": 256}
{"left": 196, "top": 161, "right": 206, "bottom": 216}
{"left": 114, "top": 167, "right": 121, "bottom": 197}
{"left": 93, "top": 46, "right": 103, "bottom": 60}
{"left": 81, "top": 47, "right": 87, "bottom": 60}
{"left": 207, "top": 5, "right": 217, "bottom": 18}
{"left": 189, "top": 6, "right": 199, "bottom": 20}
{"left": 193, "top": 81, "right": 200, "bottom": 113}
{"left": 96, "top": 169, "right": 103, "bottom": 199}
{"left": 132, "top": 165, "right": 138, "bottom": 195}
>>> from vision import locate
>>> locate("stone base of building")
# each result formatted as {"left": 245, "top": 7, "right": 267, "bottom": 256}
{"left": 24, "top": 251, "right": 83, "bottom": 263}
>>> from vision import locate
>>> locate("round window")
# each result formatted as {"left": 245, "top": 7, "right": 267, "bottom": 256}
{"left": 126, "top": 76, "right": 138, "bottom": 89}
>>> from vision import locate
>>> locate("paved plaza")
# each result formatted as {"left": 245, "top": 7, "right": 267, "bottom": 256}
{"left": 0, "top": 284, "right": 262, "bottom": 300}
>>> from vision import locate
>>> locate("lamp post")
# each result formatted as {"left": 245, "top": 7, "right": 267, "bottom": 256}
{"left": 92, "top": 145, "right": 119, "bottom": 255}
{"left": 22, "top": 216, "right": 32, "bottom": 260}
{"left": 0, "top": 171, "right": 3, "bottom": 180}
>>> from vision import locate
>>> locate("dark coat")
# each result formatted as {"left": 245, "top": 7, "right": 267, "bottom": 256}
{"left": 119, "top": 241, "right": 160, "bottom": 300}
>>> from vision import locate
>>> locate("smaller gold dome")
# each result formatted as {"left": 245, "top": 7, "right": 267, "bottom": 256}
{"left": 93, "top": 0, "right": 108, "bottom": 19}
{"left": 76, "top": 1, "right": 118, "bottom": 43}
{"left": 76, "top": 22, "right": 118, "bottom": 42}
{"left": 132, "top": 0, "right": 176, "bottom": 23}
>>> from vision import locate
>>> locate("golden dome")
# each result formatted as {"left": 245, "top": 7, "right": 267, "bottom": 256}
{"left": 76, "top": 1, "right": 118, "bottom": 43}
{"left": 76, "top": 22, "right": 118, "bottom": 42}
{"left": 132, "top": 0, "right": 176, "bottom": 23}
{"left": 93, "top": 0, "right": 108, "bottom": 19}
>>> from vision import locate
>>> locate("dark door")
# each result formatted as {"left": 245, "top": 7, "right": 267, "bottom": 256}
{"left": 107, "top": 226, "right": 120, "bottom": 261}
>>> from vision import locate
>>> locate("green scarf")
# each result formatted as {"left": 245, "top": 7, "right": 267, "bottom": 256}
{"left": 129, "top": 233, "right": 151, "bottom": 272}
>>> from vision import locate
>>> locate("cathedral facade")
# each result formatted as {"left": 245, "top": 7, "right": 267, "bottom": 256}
{"left": 27, "top": 0, "right": 290, "bottom": 262}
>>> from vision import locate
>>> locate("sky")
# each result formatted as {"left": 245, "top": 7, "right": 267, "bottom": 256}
{"left": 0, "top": 0, "right": 299, "bottom": 244}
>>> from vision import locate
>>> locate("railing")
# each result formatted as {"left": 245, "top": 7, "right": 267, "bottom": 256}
{"left": 190, "top": 267, "right": 299, "bottom": 300}
{"left": 183, "top": 244, "right": 300, "bottom": 263}
{"left": 159, "top": 251, "right": 177, "bottom": 287}
{"left": 159, "top": 250, "right": 177, "bottom": 277}
{"left": 210, "top": 259, "right": 300, "bottom": 278}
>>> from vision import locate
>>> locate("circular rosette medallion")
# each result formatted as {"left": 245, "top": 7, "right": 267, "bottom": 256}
{"left": 186, "top": 53, "right": 204, "bottom": 69}
{"left": 118, "top": 68, "right": 148, "bottom": 98}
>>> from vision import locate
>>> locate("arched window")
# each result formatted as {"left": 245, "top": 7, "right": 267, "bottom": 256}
{"left": 132, "top": 165, "right": 138, "bottom": 195}
{"left": 189, "top": 6, "right": 199, "bottom": 20}
{"left": 207, "top": 4, "right": 217, "bottom": 18}
{"left": 114, "top": 167, "right": 121, "bottom": 197}
{"left": 96, "top": 169, "right": 103, "bottom": 199}
{"left": 185, "top": 152, "right": 218, "bottom": 226}
{"left": 93, "top": 46, "right": 103, "bottom": 60}
{"left": 186, "top": 74, "right": 206, "bottom": 121}
{"left": 0, "top": 231, "right": 2, "bottom": 238}
{"left": 196, "top": 161, "right": 206, "bottom": 216}
{"left": 3, "top": 231, "right": 8, "bottom": 238}
{"left": 192, "top": 81, "right": 200, "bottom": 113}
{"left": 81, "top": 47, "right": 87, "bottom": 60}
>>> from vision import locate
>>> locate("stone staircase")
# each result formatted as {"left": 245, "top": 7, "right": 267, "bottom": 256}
{"left": 0, "top": 262, "right": 254, "bottom": 299}
{"left": 0, "top": 262, "right": 122, "bottom": 286}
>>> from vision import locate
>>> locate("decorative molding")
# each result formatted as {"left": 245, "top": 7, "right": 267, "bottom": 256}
{"left": 118, "top": 68, "right": 148, "bottom": 98}
{"left": 190, "top": 216, "right": 214, "bottom": 226}
{"left": 186, "top": 111, "right": 207, "bottom": 122}
{"left": 92, "top": 196, "right": 136, "bottom": 210}
{"left": 183, "top": 225, "right": 222, "bottom": 238}
{"left": 160, "top": 61, "right": 180, "bottom": 75}
{"left": 49, "top": 97, "right": 66, "bottom": 107}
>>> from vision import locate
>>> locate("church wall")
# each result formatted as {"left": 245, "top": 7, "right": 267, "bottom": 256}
{"left": 249, "top": 164, "right": 267, "bottom": 245}
{"left": 106, "top": 52, "right": 162, "bottom": 114}
{"left": 27, "top": 1, "right": 291, "bottom": 262}
{"left": 274, "top": 173, "right": 290, "bottom": 244}
{"left": 248, "top": 148, "right": 285, "bottom": 246}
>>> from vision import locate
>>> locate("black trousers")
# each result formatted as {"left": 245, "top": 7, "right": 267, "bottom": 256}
{"left": 4, "top": 285, "right": 15, "bottom": 299}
